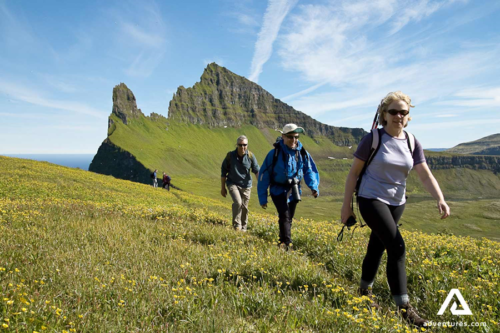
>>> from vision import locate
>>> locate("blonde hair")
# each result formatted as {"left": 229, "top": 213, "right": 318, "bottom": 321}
{"left": 377, "top": 91, "right": 414, "bottom": 127}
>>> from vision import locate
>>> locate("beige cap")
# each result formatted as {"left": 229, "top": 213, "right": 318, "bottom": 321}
{"left": 282, "top": 123, "right": 304, "bottom": 134}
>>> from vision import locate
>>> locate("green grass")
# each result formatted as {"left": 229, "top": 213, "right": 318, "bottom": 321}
{"left": 1, "top": 155, "right": 499, "bottom": 332}
{"left": 99, "top": 114, "right": 500, "bottom": 241}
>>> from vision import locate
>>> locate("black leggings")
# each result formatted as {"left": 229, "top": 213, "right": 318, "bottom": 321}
{"left": 271, "top": 193, "right": 298, "bottom": 246}
{"left": 358, "top": 197, "right": 407, "bottom": 296}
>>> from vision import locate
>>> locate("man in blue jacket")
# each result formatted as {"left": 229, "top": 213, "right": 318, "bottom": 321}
{"left": 258, "top": 124, "right": 319, "bottom": 249}
{"left": 221, "top": 135, "right": 260, "bottom": 231}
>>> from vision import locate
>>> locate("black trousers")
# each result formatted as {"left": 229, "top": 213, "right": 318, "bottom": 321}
{"left": 358, "top": 197, "right": 407, "bottom": 296}
{"left": 271, "top": 193, "right": 298, "bottom": 246}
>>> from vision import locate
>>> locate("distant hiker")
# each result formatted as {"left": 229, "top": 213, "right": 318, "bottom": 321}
{"left": 221, "top": 135, "right": 260, "bottom": 231}
{"left": 341, "top": 91, "right": 450, "bottom": 327}
{"left": 162, "top": 172, "right": 171, "bottom": 191}
{"left": 257, "top": 124, "right": 319, "bottom": 250}
{"left": 152, "top": 169, "right": 158, "bottom": 188}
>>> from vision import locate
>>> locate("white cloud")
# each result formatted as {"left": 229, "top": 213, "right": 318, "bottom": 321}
{"left": 0, "top": 80, "right": 106, "bottom": 119}
{"left": 434, "top": 86, "right": 500, "bottom": 108}
{"left": 0, "top": 112, "right": 45, "bottom": 119}
{"left": 389, "top": 0, "right": 459, "bottom": 35}
{"left": 0, "top": 2, "right": 38, "bottom": 51}
{"left": 124, "top": 51, "right": 166, "bottom": 78}
{"left": 435, "top": 114, "right": 458, "bottom": 118}
{"left": 248, "top": 0, "right": 298, "bottom": 83}
{"left": 274, "top": 0, "right": 499, "bottom": 123}
{"left": 40, "top": 75, "right": 79, "bottom": 94}
{"left": 120, "top": 22, "right": 165, "bottom": 48}
{"left": 411, "top": 118, "right": 500, "bottom": 131}
{"left": 238, "top": 13, "right": 260, "bottom": 27}
{"left": 107, "top": 1, "right": 168, "bottom": 78}
{"left": 280, "top": 81, "right": 328, "bottom": 102}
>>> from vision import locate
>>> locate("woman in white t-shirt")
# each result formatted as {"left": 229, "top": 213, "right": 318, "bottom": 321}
{"left": 341, "top": 91, "right": 450, "bottom": 327}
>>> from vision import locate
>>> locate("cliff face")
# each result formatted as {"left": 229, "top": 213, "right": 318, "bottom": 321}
{"left": 168, "top": 63, "right": 365, "bottom": 146}
{"left": 90, "top": 83, "right": 155, "bottom": 185}
{"left": 426, "top": 155, "right": 500, "bottom": 174}
{"left": 89, "top": 139, "right": 152, "bottom": 184}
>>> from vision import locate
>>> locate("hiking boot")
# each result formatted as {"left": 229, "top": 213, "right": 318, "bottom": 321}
{"left": 358, "top": 288, "right": 380, "bottom": 309}
{"left": 398, "top": 303, "right": 428, "bottom": 327}
{"left": 278, "top": 243, "right": 287, "bottom": 251}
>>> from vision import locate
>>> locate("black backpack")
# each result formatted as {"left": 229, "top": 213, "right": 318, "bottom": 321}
{"left": 150, "top": 173, "right": 155, "bottom": 179}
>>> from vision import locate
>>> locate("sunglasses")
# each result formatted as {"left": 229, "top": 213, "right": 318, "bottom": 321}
{"left": 237, "top": 143, "right": 248, "bottom": 147}
{"left": 286, "top": 134, "right": 299, "bottom": 140}
{"left": 386, "top": 109, "right": 410, "bottom": 116}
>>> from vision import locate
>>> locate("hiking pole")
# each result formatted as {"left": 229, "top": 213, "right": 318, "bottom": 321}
{"left": 371, "top": 99, "right": 383, "bottom": 130}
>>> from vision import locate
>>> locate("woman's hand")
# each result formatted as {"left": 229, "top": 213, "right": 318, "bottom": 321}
{"left": 437, "top": 200, "right": 450, "bottom": 219}
{"left": 341, "top": 204, "right": 355, "bottom": 225}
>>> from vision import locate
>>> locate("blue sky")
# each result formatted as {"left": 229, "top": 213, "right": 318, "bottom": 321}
{"left": 1, "top": 0, "right": 499, "bottom": 154}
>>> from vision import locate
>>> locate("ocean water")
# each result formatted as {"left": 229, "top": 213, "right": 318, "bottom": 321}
{"left": 426, "top": 148, "right": 448, "bottom": 152}
{"left": 2, "top": 154, "right": 95, "bottom": 171}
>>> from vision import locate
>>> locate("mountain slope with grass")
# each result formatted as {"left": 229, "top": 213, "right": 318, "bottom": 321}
{"left": 89, "top": 67, "right": 500, "bottom": 204}
{"left": 89, "top": 69, "right": 365, "bottom": 196}
{"left": 446, "top": 133, "right": 500, "bottom": 155}
{"left": 1, "top": 155, "right": 499, "bottom": 332}
{"left": 168, "top": 63, "right": 365, "bottom": 146}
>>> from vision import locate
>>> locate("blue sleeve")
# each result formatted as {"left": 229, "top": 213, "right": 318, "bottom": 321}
{"left": 303, "top": 152, "right": 319, "bottom": 194}
{"left": 257, "top": 150, "right": 274, "bottom": 206}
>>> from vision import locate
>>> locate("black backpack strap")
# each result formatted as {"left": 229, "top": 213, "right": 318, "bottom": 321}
{"left": 270, "top": 145, "right": 280, "bottom": 185}
{"left": 355, "top": 128, "right": 381, "bottom": 195}
{"left": 225, "top": 151, "right": 232, "bottom": 171}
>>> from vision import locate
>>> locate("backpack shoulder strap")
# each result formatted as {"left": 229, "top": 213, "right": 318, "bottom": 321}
{"left": 355, "top": 128, "right": 382, "bottom": 195}
{"left": 270, "top": 145, "right": 282, "bottom": 184}
{"left": 300, "top": 146, "right": 308, "bottom": 162}
{"left": 248, "top": 151, "right": 253, "bottom": 159}
{"left": 366, "top": 128, "right": 381, "bottom": 166}
{"left": 225, "top": 151, "right": 232, "bottom": 169}
{"left": 404, "top": 131, "right": 415, "bottom": 155}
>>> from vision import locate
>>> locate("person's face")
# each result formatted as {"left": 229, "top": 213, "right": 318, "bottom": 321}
{"left": 283, "top": 132, "right": 299, "bottom": 149}
{"left": 384, "top": 100, "right": 410, "bottom": 131}
{"left": 237, "top": 139, "right": 248, "bottom": 155}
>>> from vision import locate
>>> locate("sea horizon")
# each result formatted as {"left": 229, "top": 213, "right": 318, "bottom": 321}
{"left": 1, "top": 154, "right": 95, "bottom": 171}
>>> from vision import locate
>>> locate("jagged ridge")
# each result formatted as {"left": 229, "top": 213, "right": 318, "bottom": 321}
{"left": 168, "top": 63, "right": 365, "bottom": 146}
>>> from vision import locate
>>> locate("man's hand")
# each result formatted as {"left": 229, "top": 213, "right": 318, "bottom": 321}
{"left": 312, "top": 190, "right": 318, "bottom": 198}
{"left": 261, "top": 203, "right": 267, "bottom": 209}
{"left": 221, "top": 188, "right": 227, "bottom": 198}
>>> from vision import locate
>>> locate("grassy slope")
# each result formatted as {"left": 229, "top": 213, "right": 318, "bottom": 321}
{"left": 447, "top": 133, "right": 500, "bottom": 154}
{"left": 1, "top": 156, "right": 499, "bottom": 332}
{"left": 104, "top": 115, "right": 500, "bottom": 239}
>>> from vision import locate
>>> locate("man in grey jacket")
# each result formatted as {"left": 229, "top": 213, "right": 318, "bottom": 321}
{"left": 221, "top": 135, "right": 260, "bottom": 231}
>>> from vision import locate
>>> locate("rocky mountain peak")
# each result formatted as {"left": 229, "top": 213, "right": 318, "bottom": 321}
{"left": 111, "top": 83, "right": 144, "bottom": 126}
{"left": 168, "top": 63, "right": 365, "bottom": 145}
